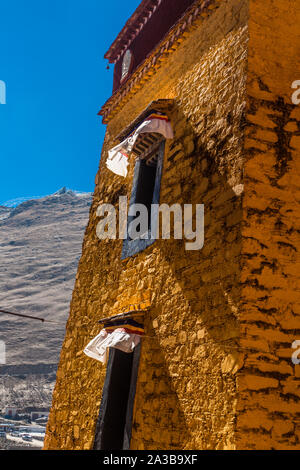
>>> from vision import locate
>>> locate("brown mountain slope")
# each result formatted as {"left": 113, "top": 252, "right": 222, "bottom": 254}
{"left": 0, "top": 190, "right": 92, "bottom": 366}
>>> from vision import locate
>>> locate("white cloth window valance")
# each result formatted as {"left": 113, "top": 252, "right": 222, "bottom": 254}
{"left": 83, "top": 315, "right": 145, "bottom": 364}
{"left": 106, "top": 114, "right": 174, "bottom": 177}
{"left": 83, "top": 329, "right": 141, "bottom": 364}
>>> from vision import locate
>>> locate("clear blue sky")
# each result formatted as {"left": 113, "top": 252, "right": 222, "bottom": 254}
{"left": 0, "top": 0, "right": 141, "bottom": 204}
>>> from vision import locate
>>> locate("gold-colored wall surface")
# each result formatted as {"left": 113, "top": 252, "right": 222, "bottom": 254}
{"left": 44, "top": 0, "right": 299, "bottom": 450}
{"left": 237, "top": 0, "right": 300, "bottom": 450}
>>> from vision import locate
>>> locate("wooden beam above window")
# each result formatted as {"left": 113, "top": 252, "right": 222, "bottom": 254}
{"left": 116, "top": 99, "right": 174, "bottom": 142}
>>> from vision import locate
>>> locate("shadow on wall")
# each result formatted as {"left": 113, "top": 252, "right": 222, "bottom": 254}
{"left": 104, "top": 101, "right": 244, "bottom": 450}
{"left": 131, "top": 326, "right": 192, "bottom": 450}
{"left": 148, "top": 101, "right": 243, "bottom": 449}
{"left": 55, "top": 35, "right": 246, "bottom": 447}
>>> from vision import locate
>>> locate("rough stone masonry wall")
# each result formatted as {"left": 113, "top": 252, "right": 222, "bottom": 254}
{"left": 44, "top": 0, "right": 248, "bottom": 450}
{"left": 237, "top": 0, "right": 300, "bottom": 450}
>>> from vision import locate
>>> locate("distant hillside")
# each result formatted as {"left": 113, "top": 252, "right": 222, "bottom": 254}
{"left": 0, "top": 188, "right": 92, "bottom": 366}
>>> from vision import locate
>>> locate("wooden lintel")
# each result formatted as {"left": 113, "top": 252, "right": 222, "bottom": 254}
{"left": 98, "top": 309, "right": 149, "bottom": 324}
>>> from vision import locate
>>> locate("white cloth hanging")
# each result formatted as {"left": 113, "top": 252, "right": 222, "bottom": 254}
{"left": 106, "top": 151, "right": 129, "bottom": 177}
{"left": 83, "top": 328, "right": 141, "bottom": 364}
{"left": 106, "top": 114, "right": 174, "bottom": 177}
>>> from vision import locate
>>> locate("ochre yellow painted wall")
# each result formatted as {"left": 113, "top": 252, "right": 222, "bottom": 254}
{"left": 44, "top": 0, "right": 300, "bottom": 450}
{"left": 237, "top": 0, "right": 300, "bottom": 450}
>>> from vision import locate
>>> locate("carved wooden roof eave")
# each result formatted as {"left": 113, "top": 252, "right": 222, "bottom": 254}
{"left": 104, "top": 0, "right": 163, "bottom": 63}
{"left": 99, "top": 0, "right": 218, "bottom": 124}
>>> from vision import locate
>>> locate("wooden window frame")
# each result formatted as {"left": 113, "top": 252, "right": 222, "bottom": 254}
{"left": 93, "top": 343, "right": 141, "bottom": 450}
{"left": 121, "top": 140, "right": 165, "bottom": 259}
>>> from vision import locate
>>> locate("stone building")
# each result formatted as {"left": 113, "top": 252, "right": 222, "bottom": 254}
{"left": 44, "top": 0, "right": 300, "bottom": 450}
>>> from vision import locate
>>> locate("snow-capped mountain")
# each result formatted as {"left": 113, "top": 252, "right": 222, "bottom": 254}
{"left": 0, "top": 205, "right": 11, "bottom": 221}
{"left": 1, "top": 186, "right": 92, "bottom": 208}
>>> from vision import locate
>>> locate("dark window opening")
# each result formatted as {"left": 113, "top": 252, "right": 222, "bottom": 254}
{"left": 121, "top": 140, "right": 165, "bottom": 259}
{"left": 133, "top": 158, "right": 158, "bottom": 229}
{"left": 93, "top": 345, "right": 141, "bottom": 450}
